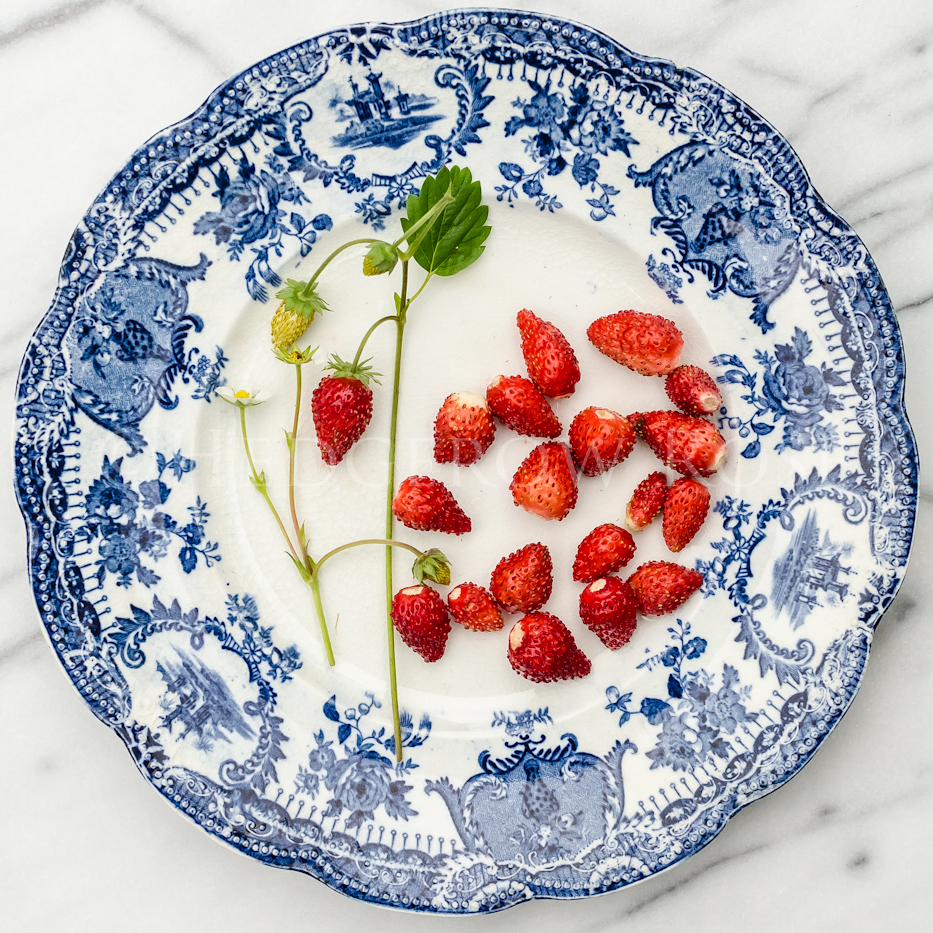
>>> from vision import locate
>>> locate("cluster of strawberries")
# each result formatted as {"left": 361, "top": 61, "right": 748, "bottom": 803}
{"left": 386, "top": 308, "right": 727, "bottom": 683}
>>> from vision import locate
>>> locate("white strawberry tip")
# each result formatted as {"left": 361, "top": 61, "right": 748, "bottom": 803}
{"left": 589, "top": 578, "right": 608, "bottom": 593}
{"left": 401, "top": 585, "right": 424, "bottom": 596}
{"left": 699, "top": 391, "right": 721, "bottom": 413}
{"left": 594, "top": 409, "right": 616, "bottom": 420}
{"left": 710, "top": 445, "right": 727, "bottom": 473}
{"left": 509, "top": 621, "right": 524, "bottom": 650}
{"left": 449, "top": 586, "right": 461, "bottom": 600}
{"left": 452, "top": 391, "right": 488, "bottom": 410}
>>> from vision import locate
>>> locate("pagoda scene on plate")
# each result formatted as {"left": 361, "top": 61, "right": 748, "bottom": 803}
{"left": 13, "top": 11, "right": 914, "bottom": 915}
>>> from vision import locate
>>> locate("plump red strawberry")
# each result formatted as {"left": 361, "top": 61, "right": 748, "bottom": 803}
{"left": 391, "top": 584, "right": 451, "bottom": 661}
{"left": 486, "top": 375, "right": 561, "bottom": 438}
{"left": 663, "top": 476, "right": 711, "bottom": 552}
{"left": 665, "top": 365, "right": 723, "bottom": 416}
{"left": 638, "top": 410, "right": 727, "bottom": 477}
{"left": 572, "top": 523, "right": 636, "bottom": 583}
{"left": 516, "top": 308, "right": 580, "bottom": 398}
{"left": 447, "top": 583, "right": 504, "bottom": 632}
{"left": 510, "top": 442, "right": 578, "bottom": 521}
{"left": 507, "top": 612, "right": 591, "bottom": 682}
{"left": 587, "top": 310, "right": 684, "bottom": 376}
{"left": 490, "top": 543, "right": 553, "bottom": 613}
{"left": 434, "top": 391, "right": 496, "bottom": 466}
{"left": 579, "top": 577, "right": 638, "bottom": 649}
{"left": 627, "top": 561, "right": 703, "bottom": 615}
{"left": 568, "top": 407, "right": 636, "bottom": 476}
{"left": 311, "top": 356, "right": 378, "bottom": 465}
{"left": 392, "top": 476, "right": 471, "bottom": 534}
{"left": 625, "top": 471, "right": 668, "bottom": 531}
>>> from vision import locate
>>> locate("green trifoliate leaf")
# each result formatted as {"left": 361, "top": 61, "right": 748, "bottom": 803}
{"left": 412, "top": 548, "right": 451, "bottom": 586}
{"left": 275, "top": 278, "right": 330, "bottom": 320}
{"left": 400, "top": 166, "right": 490, "bottom": 277}
{"left": 362, "top": 240, "right": 399, "bottom": 276}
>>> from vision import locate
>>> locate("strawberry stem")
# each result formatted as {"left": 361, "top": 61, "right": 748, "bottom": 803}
{"left": 351, "top": 314, "right": 398, "bottom": 369}
{"left": 307, "top": 237, "right": 378, "bottom": 289}
{"left": 312, "top": 538, "right": 424, "bottom": 576}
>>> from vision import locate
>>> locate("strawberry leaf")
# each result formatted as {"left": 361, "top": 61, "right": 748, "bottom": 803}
{"left": 401, "top": 165, "right": 490, "bottom": 277}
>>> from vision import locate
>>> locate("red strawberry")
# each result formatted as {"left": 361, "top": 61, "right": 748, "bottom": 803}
{"left": 434, "top": 391, "right": 496, "bottom": 466}
{"left": 392, "top": 476, "right": 471, "bottom": 535}
{"left": 579, "top": 577, "right": 638, "bottom": 649}
{"left": 486, "top": 375, "right": 561, "bottom": 438}
{"left": 627, "top": 561, "right": 703, "bottom": 616}
{"left": 572, "top": 524, "right": 636, "bottom": 583}
{"left": 391, "top": 584, "right": 451, "bottom": 661}
{"left": 568, "top": 407, "right": 636, "bottom": 476}
{"left": 662, "top": 476, "right": 711, "bottom": 552}
{"left": 507, "top": 612, "right": 591, "bottom": 683}
{"left": 510, "top": 442, "right": 578, "bottom": 521}
{"left": 587, "top": 310, "right": 684, "bottom": 376}
{"left": 516, "top": 308, "right": 580, "bottom": 398}
{"left": 638, "top": 410, "right": 727, "bottom": 477}
{"left": 625, "top": 471, "right": 668, "bottom": 531}
{"left": 311, "top": 356, "right": 378, "bottom": 465}
{"left": 447, "top": 583, "right": 504, "bottom": 632}
{"left": 665, "top": 365, "right": 722, "bottom": 416}
{"left": 490, "top": 543, "right": 553, "bottom": 613}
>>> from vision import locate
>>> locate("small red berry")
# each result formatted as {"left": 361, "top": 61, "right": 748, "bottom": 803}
{"left": 433, "top": 391, "right": 496, "bottom": 466}
{"left": 587, "top": 310, "right": 684, "bottom": 376}
{"left": 625, "top": 472, "right": 668, "bottom": 532}
{"left": 490, "top": 543, "right": 553, "bottom": 613}
{"left": 507, "top": 612, "right": 591, "bottom": 683}
{"left": 447, "top": 583, "right": 504, "bottom": 632}
{"left": 662, "top": 477, "right": 711, "bottom": 552}
{"left": 579, "top": 577, "right": 639, "bottom": 649}
{"left": 510, "top": 442, "right": 578, "bottom": 521}
{"left": 391, "top": 584, "right": 451, "bottom": 662}
{"left": 486, "top": 374, "right": 562, "bottom": 438}
{"left": 627, "top": 561, "right": 704, "bottom": 616}
{"left": 392, "top": 476, "right": 471, "bottom": 535}
{"left": 665, "top": 365, "right": 723, "bottom": 416}
{"left": 572, "top": 524, "right": 637, "bottom": 583}
{"left": 568, "top": 407, "right": 636, "bottom": 476}
{"left": 516, "top": 308, "right": 580, "bottom": 398}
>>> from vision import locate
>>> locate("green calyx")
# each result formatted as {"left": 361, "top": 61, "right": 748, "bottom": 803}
{"left": 325, "top": 353, "right": 382, "bottom": 386}
{"left": 275, "top": 278, "right": 330, "bottom": 320}
{"left": 412, "top": 548, "right": 451, "bottom": 586}
{"left": 363, "top": 241, "right": 399, "bottom": 276}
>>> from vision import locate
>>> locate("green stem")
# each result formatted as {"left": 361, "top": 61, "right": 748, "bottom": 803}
{"left": 309, "top": 576, "right": 335, "bottom": 667}
{"left": 239, "top": 406, "right": 300, "bottom": 566}
{"left": 307, "top": 238, "right": 378, "bottom": 288}
{"left": 384, "top": 260, "right": 410, "bottom": 762}
{"left": 392, "top": 188, "right": 454, "bottom": 258}
{"left": 288, "top": 364, "right": 314, "bottom": 571}
{"left": 313, "top": 537, "right": 423, "bottom": 578}
{"left": 351, "top": 314, "right": 399, "bottom": 369}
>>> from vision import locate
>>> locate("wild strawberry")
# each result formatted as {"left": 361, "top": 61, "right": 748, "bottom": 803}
{"left": 311, "top": 355, "right": 379, "bottom": 465}
{"left": 587, "top": 310, "right": 684, "bottom": 376}
{"left": 447, "top": 582, "right": 504, "bottom": 632}
{"left": 579, "top": 577, "right": 638, "bottom": 649}
{"left": 486, "top": 375, "right": 561, "bottom": 438}
{"left": 391, "top": 584, "right": 451, "bottom": 662}
{"left": 625, "top": 471, "right": 668, "bottom": 531}
{"left": 433, "top": 391, "right": 496, "bottom": 466}
{"left": 510, "top": 442, "right": 578, "bottom": 521}
{"left": 507, "top": 612, "right": 591, "bottom": 683}
{"left": 663, "top": 476, "right": 711, "bottom": 552}
{"left": 665, "top": 365, "right": 722, "bottom": 416}
{"left": 270, "top": 278, "right": 329, "bottom": 352}
{"left": 568, "top": 407, "right": 636, "bottom": 476}
{"left": 516, "top": 308, "right": 580, "bottom": 398}
{"left": 392, "top": 476, "right": 471, "bottom": 535}
{"left": 490, "top": 543, "right": 553, "bottom": 613}
{"left": 638, "top": 410, "right": 727, "bottom": 477}
{"left": 627, "top": 561, "right": 703, "bottom": 616}
{"left": 572, "top": 524, "right": 636, "bottom": 583}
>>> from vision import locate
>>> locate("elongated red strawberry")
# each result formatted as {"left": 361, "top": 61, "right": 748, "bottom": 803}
{"left": 627, "top": 561, "right": 703, "bottom": 615}
{"left": 665, "top": 365, "right": 722, "bottom": 416}
{"left": 391, "top": 584, "right": 451, "bottom": 661}
{"left": 568, "top": 407, "right": 636, "bottom": 476}
{"left": 587, "top": 310, "right": 684, "bottom": 376}
{"left": 572, "top": 524, "right": 636, "bottom": 583}
{"left": 510, "top": 442, "right": 578, "bottom": 521}
{"left": 311, "top": 355, "right": 378, "bottom": 465}
{"left": 663, "top": 476, "right": 711, "bottom": 552}
{"left": 579, "top": 577, "right": 638, "bottom": 649}
{"left": 490, "top": 543, "right": 553, "bottom": 613}
{"left": 516, "top": 308, "right": 580, "bottom": 398}
{"left": 638, "top": 410, "right": 727, "bottom": 477}
{"left": 507, "top": 612, "right": 591, "bottom": 682}
{"left": 434, "top": 391, "right": 496, "bottom": 465}
{"left": 392, "top": 476, "right": 471, "bottom": 534}
{"left": 447, "top": 582, "right": 504, "bottom": 632}
{"left": 486, "top": 375, "right": 561, "bottom": 438}
{"left": 625, "top": 471, "right": 668, "bottom": 531}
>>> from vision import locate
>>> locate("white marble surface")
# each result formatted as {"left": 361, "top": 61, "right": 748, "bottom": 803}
{"left": 2, "top": 0, "right": 931, "bottom": 929}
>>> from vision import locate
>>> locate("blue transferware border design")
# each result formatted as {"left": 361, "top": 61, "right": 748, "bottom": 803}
{"left": 13, "top": 9, "right": 917, "bottom": 915}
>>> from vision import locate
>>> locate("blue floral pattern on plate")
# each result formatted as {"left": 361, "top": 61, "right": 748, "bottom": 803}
{"left": 13, "top": 10, "right": 916, "bottom": 914}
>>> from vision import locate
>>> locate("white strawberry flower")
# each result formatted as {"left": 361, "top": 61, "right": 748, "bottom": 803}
{"left": 216, "top": 387, "right": 269, "bottom": 407}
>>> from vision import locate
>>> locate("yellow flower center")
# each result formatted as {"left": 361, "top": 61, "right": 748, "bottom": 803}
{"left": 235, "top": 389, "right": 251, "bottom": 399}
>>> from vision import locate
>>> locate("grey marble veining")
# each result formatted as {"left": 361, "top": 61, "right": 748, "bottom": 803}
{"left": 2, "top": 1, "right": 931, "bottom": 930}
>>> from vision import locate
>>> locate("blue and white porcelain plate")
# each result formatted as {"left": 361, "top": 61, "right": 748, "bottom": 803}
{"left": 14, "top": 10, "right": 917, "bottom": 914}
